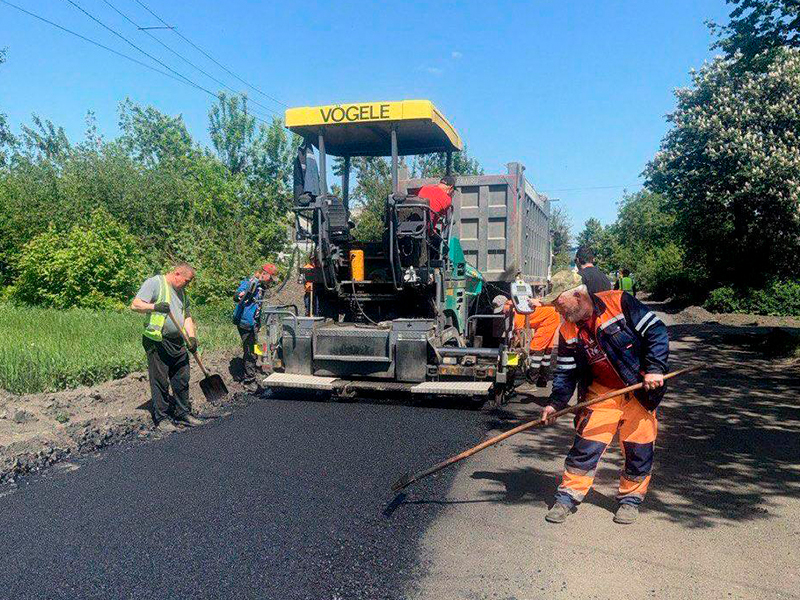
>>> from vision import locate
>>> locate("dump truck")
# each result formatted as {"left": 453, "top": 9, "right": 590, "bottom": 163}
{"left": 262, "top": 100, "right": 550, "bottom": 405}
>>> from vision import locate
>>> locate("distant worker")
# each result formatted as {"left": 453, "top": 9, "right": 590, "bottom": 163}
{"left": 495, "top": 295, "right": 560, "bottom": 387}
{"left": 417, "top": 175, "right": 456, "bottom": 228}
{"left": 540, "top": 270, "right": 668, "bottom": 526}
{"left": 130, "top": 263, "right": 203, "bottom": 431}
{"left": 522, "top": 298, "right": 560, "bottom": 387}
{"left": 615, "top": 268, "right": 638, "bottom": 297}
{"left": 575, "top": 246, "right": 611, "bottom": 295}
{"left": 301, "top": 259, "right": 314, "bottom": 317}
{"left": 233, "top": 263, "right": 277, "bottom": 388}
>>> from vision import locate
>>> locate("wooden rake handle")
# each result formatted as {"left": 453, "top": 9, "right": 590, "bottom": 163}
{"left": 391, "top": 364, "right": 703, "bottom": 492}
{"left": 167, "top": 310, "right": 210, "bottom": 378}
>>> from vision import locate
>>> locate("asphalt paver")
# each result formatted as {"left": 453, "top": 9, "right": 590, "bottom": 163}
{"left": 0, "top": 397, "right": 487, "bottom": 600}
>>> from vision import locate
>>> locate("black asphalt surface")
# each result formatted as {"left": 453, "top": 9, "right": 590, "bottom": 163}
{"left": 0, "top": 396, "right": 487, "bottom": 600}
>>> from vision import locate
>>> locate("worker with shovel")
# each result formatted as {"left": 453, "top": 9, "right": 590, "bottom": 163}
{"left": 540, "top": 270, "right": 669, "bottom": 525}
{"left": 131, "top": 263, "right": 205, "bottom": 431}
{"left": 233, "top": 263, "right": 277, "bottom": 390}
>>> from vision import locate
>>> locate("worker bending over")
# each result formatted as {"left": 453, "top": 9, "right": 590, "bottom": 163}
{"left": 233, "top": 263, "right": 277, "bottom": 389}
{"left": 130, "top": 263, "right": 204, "bottom": 431}
{"left": 541, "top": 270, "right": 669, "bottom": 525}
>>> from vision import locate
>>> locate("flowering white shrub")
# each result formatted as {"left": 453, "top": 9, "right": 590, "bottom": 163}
{"left": 645, "top": 48, "right": 800, "bottom": 287}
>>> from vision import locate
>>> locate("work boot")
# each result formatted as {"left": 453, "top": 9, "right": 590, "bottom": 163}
{"left": 174, "top": 413, "right": 204, "bottom": 427}
{"left": 536, "top": 374, "right": 548, "bottom": 388}
{"left": 613, "top": 503, "right": 639, "bottom": 524}
{"left": 154, "top": 419, "right": 179, "bottom": 433}
{"left": 545, "top": 502, "right": 572, "bottom": 524}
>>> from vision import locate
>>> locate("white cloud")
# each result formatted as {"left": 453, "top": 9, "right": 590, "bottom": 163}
{"left": 423, "top": 66, "right": 444, "bottom": 75}
{"left": 451, "top": 51, "right": 463, "bottom": 59}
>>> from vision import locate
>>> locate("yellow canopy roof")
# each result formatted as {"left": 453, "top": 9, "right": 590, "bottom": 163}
{"left": 285, "top": 100, "right": 463, "bottom": 157}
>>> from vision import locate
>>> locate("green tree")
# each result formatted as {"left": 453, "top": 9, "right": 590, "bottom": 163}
{"left": 350, "top": 157, "right": 393, "bottom": 242}
{"left": 576, "top": 217, "right": 606, "bottom": 253}
{"left": 411, "top": 145, "right": 483, "bottom": 177}
{"left": 645, "top": 48, "right": 800, "bottom": 289}
{"left": 21, "top": 115, "right": 71, "bottom": 162}
{"left": 208, "top": 92, "right": 256, "bottom": 174}
{"left": 710, "top": 0, "right": 800, "bottom": 70}
{"left": 549, "top": 205, "right": 572, "bottom": 270}
{"left": 0, "top": 47, "right": 17, "bottom": 168}
{"left": 118, "top": 98, "right": 192, "bottom": 166}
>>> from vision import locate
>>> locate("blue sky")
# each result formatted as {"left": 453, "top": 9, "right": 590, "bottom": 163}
{"left": 1, "top": 0, "right": 730, "bottom": 233}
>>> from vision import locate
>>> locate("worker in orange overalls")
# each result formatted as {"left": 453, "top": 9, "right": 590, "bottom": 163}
{"left": 497, "top": 295, "right": 560, "bottom": 387}
{"left": 521, "top": 299, "right": 560, "bottom": 387}
{"left": 540, "top": 270, "right": 669, "bottom": 525}
{"left": 301, "top": 260, "right": 314, "bottom": 316}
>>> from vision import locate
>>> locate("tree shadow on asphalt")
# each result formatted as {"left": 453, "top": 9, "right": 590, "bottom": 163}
{"left": 465, "top": 322, "right": 800, "bottom": 529}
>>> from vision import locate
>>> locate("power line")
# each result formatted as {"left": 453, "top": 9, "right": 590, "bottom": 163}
{"left": 133, "top": 0, "right": 288, "bottom": 108}
{"left": 100, "top": 0, "right": 279, "bottom": 119}
{"left": 62, "top": 0, "right": 215, "bottom": 96}
{"left": 540, "top": 183, "right": 644, "bottom": 193}
{"left": 0, "top": 0, "right": 204, "bottom": 91}
{"left": 2, "top": 0, "right": 272, "bottom": 125}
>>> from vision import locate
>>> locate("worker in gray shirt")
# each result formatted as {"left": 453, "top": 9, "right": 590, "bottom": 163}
{"left": 130, "top": 262, "right": 203, "bottom": 430}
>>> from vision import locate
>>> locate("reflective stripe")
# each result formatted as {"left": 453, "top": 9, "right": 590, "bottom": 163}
{"left": 641, "top": 315, "right": 661, "bottom": 335}
{"left": 563, "top": 337, "right": 577, "bottom": 345}
{"left": 558, "top": 356, "right": 575, "bottom": 363}
{"left": 635, "top": 311, "right": 656, "bottom": 333}
{"left": 557, "top": 364, "right": 576, "bottom": 371}
{"left": 599, "top": 313, "right": 624, "bottom": 330}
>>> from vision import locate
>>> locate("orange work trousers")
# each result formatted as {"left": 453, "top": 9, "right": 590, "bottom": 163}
{"left": 554, "top": 392, "right": 657, "bottom": 508}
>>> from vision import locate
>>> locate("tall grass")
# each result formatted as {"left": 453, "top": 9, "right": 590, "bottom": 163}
{"left": 0, "top": 303, "right": 239, "bottom": 394}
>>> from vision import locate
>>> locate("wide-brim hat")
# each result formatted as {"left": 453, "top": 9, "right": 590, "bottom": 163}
{"left": 542, "top": 270, "right": 583, "bottom": 304}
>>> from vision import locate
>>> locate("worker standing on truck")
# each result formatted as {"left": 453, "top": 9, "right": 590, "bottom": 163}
{"left": 540, "top": 270, "right": 668, "bottom": 525}
{"left": 575, "top": 246, "right": 611, "bottom": 295}
{"left": 615, "top": 268, "right": 638, "bottom": 297}
{"left": 233, "top": 264, "right": 277, "bottom": 389}
{"left": 417, "top": 175, "right": 455, "bottom": 228}
{"left": 130, "top": 263, "right": 203, "bottom": 431}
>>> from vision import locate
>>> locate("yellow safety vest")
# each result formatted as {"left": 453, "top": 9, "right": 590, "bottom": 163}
{"left": 143, "top": 275, "right": 174, "bottom": 342}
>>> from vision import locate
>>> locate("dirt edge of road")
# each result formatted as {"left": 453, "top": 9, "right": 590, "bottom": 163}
{"left": 0, "top": 348, "right": 252, "bottom": 484}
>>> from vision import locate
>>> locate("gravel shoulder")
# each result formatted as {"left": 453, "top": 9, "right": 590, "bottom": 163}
{"left": 0, "top": 348, "right": 248, "bottom": 483}
{"left": 406, "top": 307, "right": 800, "bottom": 600}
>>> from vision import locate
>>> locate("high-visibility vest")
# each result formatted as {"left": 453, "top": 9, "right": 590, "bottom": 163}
{"left": 619, "top": 276, "right": 634, "bottom": 292}
{"left": 143, "top": 275, "right": 174, "bottom": 342}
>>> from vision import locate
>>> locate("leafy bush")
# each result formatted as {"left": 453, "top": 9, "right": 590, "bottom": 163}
{"left": 704, "top": 286, "right": 741, "bottom": 313}
{"left": 745, "top": 280, "right": 800, "bottom": 316}
{"left": 704, "top": 280, "right": 800, "bottom": 316}
{"left": 13, "top": 209, "right": 147, "bottom": 309}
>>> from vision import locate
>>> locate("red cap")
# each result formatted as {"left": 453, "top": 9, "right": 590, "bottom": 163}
{"left": 262, "top": 263, "right": 278, "bottom": 276}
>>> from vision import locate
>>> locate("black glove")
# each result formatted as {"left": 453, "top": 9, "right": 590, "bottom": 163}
{"left": 153, "top": 302, "right": 171, "bottom": 314}
{"left": 186, "top": 337, "right": 198, "bottom": 353}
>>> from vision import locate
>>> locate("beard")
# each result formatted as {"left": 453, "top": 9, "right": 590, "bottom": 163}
{"left": 563, "top": 304, "right": 591, "bottom": 323}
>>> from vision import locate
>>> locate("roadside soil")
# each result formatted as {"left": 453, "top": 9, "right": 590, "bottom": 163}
{"left": 405, "top": 306, "right": 800, "bottom": 599}
{"left": 0, "top": 348, "right": 252, "bottom": 484}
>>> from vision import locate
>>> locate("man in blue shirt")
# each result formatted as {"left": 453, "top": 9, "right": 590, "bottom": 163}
{"left": 233, "top": 263, "right": 277, "bottom": 387}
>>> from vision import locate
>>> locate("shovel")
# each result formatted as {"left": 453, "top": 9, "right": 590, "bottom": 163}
{"left": 391, "top": 365, "right": 703, "bottom": 492}
{"left": 167, "top": 311, "right": 229, "bottom": 403}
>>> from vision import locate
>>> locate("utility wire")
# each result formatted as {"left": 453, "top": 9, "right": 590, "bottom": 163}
{"left": 133, "top": 0, "right": 288, "bottom": 108}
{"left": 58, "top": 0, "right": 271, "bottom": 124}
{"left": 540, "top": 183, "right": 644, "bottom": 193}
{"left": 0, "top": 0, "right": 207, "bottom": 92}
{"left": 2, "top": 0, "right": 272, "bottom": 125}
{"left": 100, "top": 0, "right": 279, "bottom": 119}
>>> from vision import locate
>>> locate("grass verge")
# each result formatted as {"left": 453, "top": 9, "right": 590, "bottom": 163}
{"left": 0, "top": 303, "right": 239, "bottom": 394}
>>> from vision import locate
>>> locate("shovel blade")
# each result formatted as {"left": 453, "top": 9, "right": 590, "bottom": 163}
{"left": 200, "top": 374, "right": 228, "bottom": 403}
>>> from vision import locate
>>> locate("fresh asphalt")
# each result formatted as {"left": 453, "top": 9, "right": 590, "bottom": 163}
{"left": 0, "top": 395, "right": 487, "bottom": 600}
